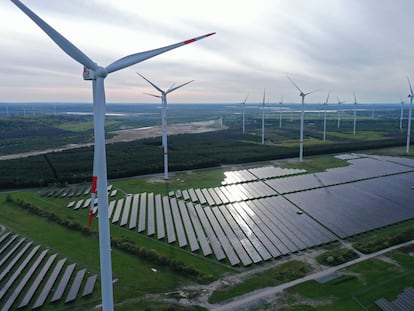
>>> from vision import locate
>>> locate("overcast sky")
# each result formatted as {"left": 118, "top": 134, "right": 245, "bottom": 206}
{"left": 1, "top": 0, "right": 414, "bottom": 104}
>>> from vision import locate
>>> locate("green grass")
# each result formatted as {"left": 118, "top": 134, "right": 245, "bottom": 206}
{"left": 288, "top": 252, "right": 414, "bottom": 311}
{"left": 112, "top": 168, "right": 226, "bottom": 195}
{"left": 0, "top": 193, "right": 233, "bottom": 309}
{"left": 208, "top": 260, "right": 312, "bottom": 304}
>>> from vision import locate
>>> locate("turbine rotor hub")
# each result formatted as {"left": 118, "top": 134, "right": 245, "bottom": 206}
{"left": 95, "top": 67, "right": 108, "bottom": 78}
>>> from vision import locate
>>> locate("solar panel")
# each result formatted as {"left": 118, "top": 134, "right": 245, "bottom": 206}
{"left": 215, "top": 206, "right": 255, "bottom": 265}
{"left": 120, "top": 195, "right": 132, "bottom": 226}
{"left": 138, "top": 193, "right": 147, "bottom": 233}
{"left": 227, "top": 203, "right": 272, "bottom": 261}
{"left": 65, "top": 268, "right": 86, "bottom": 303}
{"left": 0, "top": 234, "right": 17, "bottom": 257}
{"left": 194, "top": 204, "right": 225, "bottom": 260}
{"left": 201, "top": 188, "right": 215, "bottom": 206}
{"left": 188, "top": 188, "right": 199, "bottom": 202}
{"left": 3, "top": 249, "right": 47, "bottom": 311}
{"left": 187, "top": 202, "right": 211, "bottom": 256}
{"left": 204, "top": 206, "right": 240, "bottom": 266}
{"left": 178, "top": 200, "right": 199, "bottom": 252}
{"left": 51, "top": 263, "right": 76, "bottom": 302}
{"left": 0, "top": 245, "right": 40, "bottom": 300}
{"left": 195, "top": 188, "right": 207, "bottom": 205}
{"left": 129, "top": 194, "right": 139, "bottom": 229}
{"left": 82, "top": 198, "right": 91, "bottom": 208}
{"left": 108, "top": 200, "right": 116, "bottom": 219}
{"left": 18, "top": 251, "right": 54, "bottom": 309}
{"left": 82, "top": 274, "right": 97, "bottom": 297}
{"left": 182, "top": 189, "right": 190, "bottom": 201}
{"left": 162, "top": 196, "right": 176, "bottom": 243}
{"left": 147, "top": 193, "right": 155, "bottom": 236}
{"left": 286, "top": 172, "right": 414, "bottom": 238}
{"left": 155, "top": 194, "right": 165, "bottom": 240}
{"left": 33, "top": 258, "right": 66, "bottom": 309}
{"left": 0, "top": 240, "right": 31, "bottom": 282}
{"left": 111, "top": 198, "right": 124, "bottom": 223}
{"left": 207, "top": 188, "right": 222, "bottom": 205}
{"left": 170, "top": 198, "right": 187, "bottom": 247}
{"left": 74, "top": 199, "right": 84, "bottom": 210}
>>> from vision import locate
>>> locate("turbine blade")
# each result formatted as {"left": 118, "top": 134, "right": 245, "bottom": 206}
{"left": 166, "top": 80, "right": 194, "bottom": 94}
{"left": 11, "top": 0, "right": 97, "bottom": 70}
{"left": 167, "top": 83, "right": 177, "bottom": 92}
{"left": 353, "top": 92, "right": 358, "bottom": 104}
{"left": 262, "top": 89, "right": 266, "bottom": 106}
{"left": 242, "top": 94, "right": 249, "bottom": 105}
{"left": 144, "top": 92, "right": 162, "bottom": 98}
{"left": 408, "top": 77, "right": 414, "bottom": 96}
{"left": 325, "top": 91, "right": 330, "bottom": 104}
{"left": 304, "top": 89, "right": 319, "bottom": 96}
{"left": 280, "top": 96, "right": 283, "bottom": 105}
{"left": 106, "top": 32, "right": 216, "bottom": 73}
{"left": 287, "top": 76, "right": 303, "bottom": 94}
{"left": 137, "top": 73, "right": 163, "bottom": 93}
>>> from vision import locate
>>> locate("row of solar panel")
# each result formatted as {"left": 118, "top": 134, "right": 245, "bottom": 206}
{"left": 265, "top": 156, "right": 414, "bottom": 194}
{"left": 286, "top": 172, "right": 414, "bottom": 238}
{"left": 0, "top": 231, "right": 97, "bottom": 311}
{"left": 43, "top": 184, "right": 114, "bottom": 199}
{"left": 222, "top": 166, "right": 306, "bottom": 185}
{"left": 104, "top": 192, "right": 336, "bottom": 266}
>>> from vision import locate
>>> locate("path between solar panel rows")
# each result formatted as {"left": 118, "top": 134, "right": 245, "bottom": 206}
{"left": 0, "top": 228, "right": 97, "bottom": 311}
{"left": 61, "top": 154, "right": 414, "bottom": 267}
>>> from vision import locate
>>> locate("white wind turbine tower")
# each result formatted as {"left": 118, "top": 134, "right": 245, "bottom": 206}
{"left": 323, "top": 91, "right": 330, "bottom": 141}
{"left": 400, "top": 97, "right": 406, "bottom": 130}
{"left": 288, "top": 76, "right": 317, "bottom": 162}
{"left": 279, "top": 96, "right": 284, "bottom": 128}
{"left": 138, "top": 73, "right": 193, "bottom": 180}
{"left": 10, "top": 0, "right": 215, "bottom": 309}
{"left": 241, "top": 95, "right": 248, "bottom": 134}
{"left": 406, "top": 78, "right": 413, "bottom": 154}
{"left": 261, "top": 89, "right": 266, "bottom": 144}
{"left": 353, "top": 92, "right": 358, "bottom": 135}
{"left": 337, "top": 97, "right": 344, "bottom": 129}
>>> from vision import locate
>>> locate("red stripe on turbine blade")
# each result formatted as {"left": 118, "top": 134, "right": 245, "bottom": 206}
{"left": 91, "top": 176, "right": 97, "bottom": 193}
{"left": 184, "top": 38, "right": 196, "bottom": 44}
{"left": 184, "top": 32, "right": 216, "bottom": 45}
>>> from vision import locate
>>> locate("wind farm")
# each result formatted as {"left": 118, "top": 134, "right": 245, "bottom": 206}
{"left": 1, "top": 0, "right": 414, "bottom": 311}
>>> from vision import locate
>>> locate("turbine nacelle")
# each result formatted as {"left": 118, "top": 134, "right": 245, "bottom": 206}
{"left": 83, "top": 66, "right": 108, "bottom": 80}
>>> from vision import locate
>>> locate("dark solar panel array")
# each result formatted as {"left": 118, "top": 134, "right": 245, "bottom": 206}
{"left": 33, "top": 258, "right": 66, "bottom": 309}
{"left": 375, "top": 287, "right": 414, "bottom": 311}
{"left": 51, "top": 263, "right": 76, "bottom": 302}
{"left": 65, "top": 269, "right": 86, "bottom": 303}
{"left": 82, "top": 274, "right": 97, "bottom": 297}
{"left": 286, "top": 172, "right": 414, "bottom": 238}
{"left": 2, "top": 250, "right": 47, "bottom": 311}
{"left": 18, "top": 252, "right": 56, "bottom": 308}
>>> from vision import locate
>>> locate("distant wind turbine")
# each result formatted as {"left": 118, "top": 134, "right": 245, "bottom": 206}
{"left": 279, "top": 96, "right": 283, "bottom": 128}
{"left": 353, "top": 92, "right": 358, "bottom": 135}
{"left": 138, "top": 73, "right": 193, "bottom": 180}
{"left": 400, "top": 97, "right": 406, "bottom": 130}
{"left": 323, "top": 91, "right": 330, "bottom": 141}
{"left": 241, "top": 95, "right": 248, "bottom": 133}
{"left": 288, "top": 76, "right": 317, "bottom": 162}
{"left": 10, "top": 0, "right": 215, "bottom": 309}
{"left": 407, "top": 78, "right": 413, "bottom": 154}
{"left": 337, "top": 97, "right": 344, "bottom": 129}
{"left": 261, "top": 89, "right": 265, "bottom": 144}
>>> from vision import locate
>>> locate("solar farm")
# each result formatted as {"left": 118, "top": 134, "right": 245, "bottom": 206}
{"left": 62, "top": 154, "right": 414, "bottom": 266}
{"left": 1, "top": 153, "right": 414, "bottom": 310}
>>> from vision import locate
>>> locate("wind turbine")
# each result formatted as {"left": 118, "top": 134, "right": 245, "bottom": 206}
{"left": 400, "top": 97, "right": 406, "bottom": 130}
{"left": 241, "top": 95, "right": 248, "bottom": 134}
{"left": 278, "top": 96, "right": 284, "bottom": 128}
{"left": 288, "top": 76, "right": 317, "bottom": 162}
{"left": 407, "top": 78, "right": 413, "bottom": 154}
{"left": 10, "top": 0, "right": 215, "bottom": 309}
{"left": 323, "top": 91, "right": 330, "bottom": 141}
{"left": 353, "top": 92, "right": 358, "bottom": 135}
{"left": 138, "top": 73, "right": 193, "bottom": 180}
{"left": 337, "top": 97, "right": 344, "bottom": 129}
{"left": 261, "top": 89, "right": 265, "bottom": 144}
